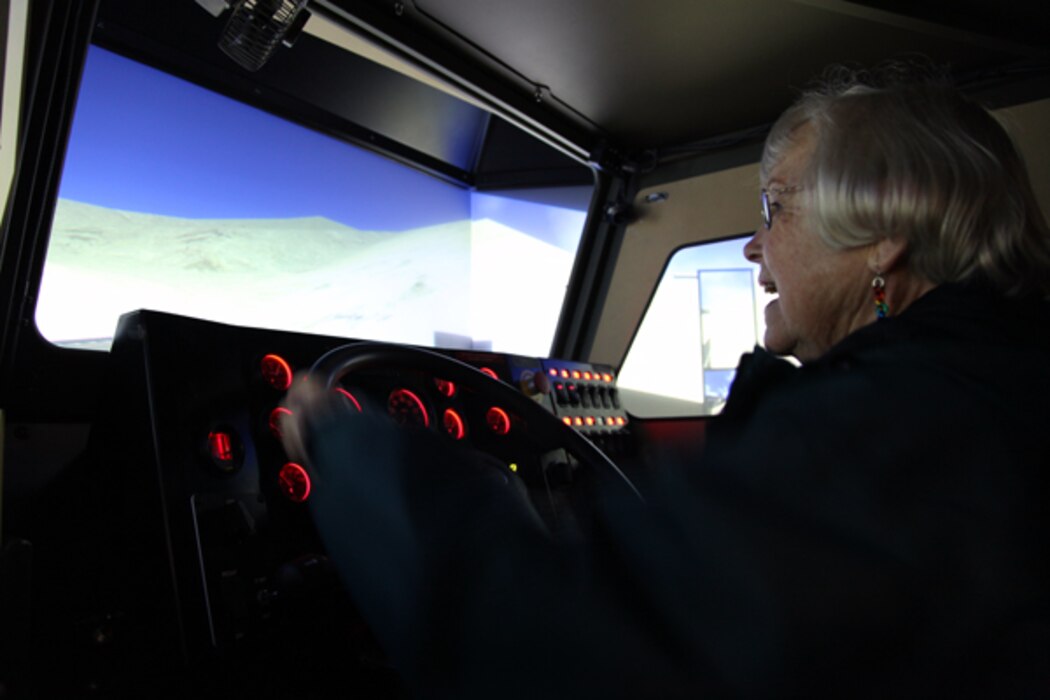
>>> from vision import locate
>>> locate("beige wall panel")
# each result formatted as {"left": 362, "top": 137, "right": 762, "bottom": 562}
{"left": 997, "top": 98, "right": 1050, "bottom": 226}
{"left": 590, "top": 163, "right": 760, "bottom": 366}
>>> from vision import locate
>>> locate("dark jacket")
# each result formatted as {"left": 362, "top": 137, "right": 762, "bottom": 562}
{"left": 308, "top": 282, "right": 1050, "bottom": 699}
{"left": 666, "top": 281, "right": 1050, "bottom": 697}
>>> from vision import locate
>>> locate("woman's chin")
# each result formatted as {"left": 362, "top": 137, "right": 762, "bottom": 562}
{"left": 762, "top": 334, "right": 795, "bottom": 357}
{"left": 762, "top": 300, "right": 795, "bottom": 356}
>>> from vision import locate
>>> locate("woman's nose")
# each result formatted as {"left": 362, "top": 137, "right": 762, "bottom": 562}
{"left": 743, "top": 229, "right": 764, "bottom": 263}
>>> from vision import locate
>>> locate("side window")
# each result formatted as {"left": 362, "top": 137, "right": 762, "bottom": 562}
{"left": 617, "top": 235, "right": 766, "bottom": 417}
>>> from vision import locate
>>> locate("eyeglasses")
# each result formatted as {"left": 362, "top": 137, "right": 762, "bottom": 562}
{"left": 760, "top": 185, "right": 803, "bottom": 229}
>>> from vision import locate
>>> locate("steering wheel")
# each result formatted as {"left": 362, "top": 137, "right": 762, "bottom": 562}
{"left": 308, "top": 341, "right": 644, "bottom": 523}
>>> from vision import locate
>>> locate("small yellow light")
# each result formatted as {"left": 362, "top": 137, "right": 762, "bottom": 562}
{"left": 509, "top": 463, "right": 519, "bottom": 473}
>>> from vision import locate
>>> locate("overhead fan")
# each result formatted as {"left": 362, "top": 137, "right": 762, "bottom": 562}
{"left": 198, "top": 0, "right": 313, "bottom": 72}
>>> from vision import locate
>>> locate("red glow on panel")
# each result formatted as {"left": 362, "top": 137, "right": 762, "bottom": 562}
{"left": 606, "top": 416, "right": 616, "bottom": 426}
{"left": 480, "top": 367, "right": 499, "bottom": 380}
{"left": 584, "top": 416, "right": 596, "bottom": 426}
{"left": 269, "top": 407, "right": 293, "bottom": 438}
{"left": 573, "top": 416, "right": 584, "bottom": 427}
{"left": 602, "top": 373, "right": 614, "bottom": 383}
{"left": 486, "top": 407, "right": 511, "bottom": 435}
{"left": 560, "top": 369, "right": 570, "bottom": 379}
{"left": 334, "top": 387, "right": 363, "bottom": 412}
{"left": 443, "top": 409, "right": 466, "bottom": 440}
{"left": 583, "top": 371, "right": 593, "bottom": 381}
{"left": 571, "top": 370, "right": 581, "bottom": 379}
{"left": 208, "top": 431, "right": 234, "bottom": 464}
{"left": 278, "top": 463, "right": 311, "bottom": 502}
{"left": 616, "top": 416, "right": 627, "bottom": 426}
{"left": 434, "top": 378, "right": 457, "bottom": 397}
{"left": 261, "top": 354, "right": 293, "bottom": 391}
{"left": 562, "top": 416, "right": 572, "bottom": 426}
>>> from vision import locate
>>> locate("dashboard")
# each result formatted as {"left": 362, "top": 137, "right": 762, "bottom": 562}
{"left": 94, "top": 309, "right": 635, "bottom": 689}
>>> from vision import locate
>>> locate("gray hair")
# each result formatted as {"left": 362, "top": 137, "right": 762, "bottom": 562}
{"left": 761, "top": 64, "right": 1050, "bottom": 297}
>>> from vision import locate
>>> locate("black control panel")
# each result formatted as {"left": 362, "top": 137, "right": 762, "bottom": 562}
{"left": 97, "top": 309, "right": 634, "bottom": 687}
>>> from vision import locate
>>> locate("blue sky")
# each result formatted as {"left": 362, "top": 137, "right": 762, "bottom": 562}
{"left": 59, "top": 46, "right": 471, "bottom": 231}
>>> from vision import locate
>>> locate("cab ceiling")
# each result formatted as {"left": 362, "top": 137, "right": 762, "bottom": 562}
{"left": 94, "top": 0, "right": 1050, "bottom": 178}
{"left": 329, "top": 0, "right": 1050, "bottom": 159}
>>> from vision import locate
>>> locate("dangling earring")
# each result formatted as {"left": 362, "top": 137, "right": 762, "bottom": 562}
{"left": 872, "top": 274, "right": 889, "bottom": 320}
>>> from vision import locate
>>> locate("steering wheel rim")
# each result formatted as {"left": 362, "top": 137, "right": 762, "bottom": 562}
{"left": 309, "top": 341, "right": 644, "bottom": 504}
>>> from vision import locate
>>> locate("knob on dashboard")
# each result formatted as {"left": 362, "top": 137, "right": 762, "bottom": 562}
{"left": 519, "top": 370, "right": 551, "bottom": 397}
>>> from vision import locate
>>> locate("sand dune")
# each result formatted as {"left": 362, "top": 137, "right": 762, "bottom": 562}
{"left": 37, "top": 199, "right": 573, "bottom": 355}
{"left": 46, "top": 199, "right": 387, "bottom": 274}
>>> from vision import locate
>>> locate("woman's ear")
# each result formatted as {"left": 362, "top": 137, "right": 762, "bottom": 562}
{"left": 869, "top": 236, "right": 909, "bottom": 274}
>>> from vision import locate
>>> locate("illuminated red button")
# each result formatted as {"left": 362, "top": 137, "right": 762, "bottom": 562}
{"left": 486, "top": 407, "right": 511, "bottom": 435}
{"left": 334, "top": 387, "right": 363, "bottom": 412}
{"left": 443, "top": 408, "right": 466, "bottom": 440}
{"left": 434, "top": 378, "right": 457, "bottom": 398}
{"left": 261, "top": 354, "right": 293, "bottom": 391}
{"left": 480, "top": 367, "right": 499, "bottom": 380}
{"left": 208, "top": 430, "right": 234, "bottom": 464}
{"left": 206, "top": 429, "right": 242, "bottom": 472}
{"left": 278, "top": 463, "right": 311, "bottom": 503}
{"left": 269, "top": 407, "right": 293, "bottom": 439}
{"left": 388, "top": 388, "right": 429, "bottom": 427}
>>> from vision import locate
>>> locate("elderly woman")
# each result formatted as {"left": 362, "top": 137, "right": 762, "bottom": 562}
{"left": 283, "top": 68, "right": 1050, "bottom": 698}
{"left": 745, "top": 69, "right": 1048, "bottom": 361}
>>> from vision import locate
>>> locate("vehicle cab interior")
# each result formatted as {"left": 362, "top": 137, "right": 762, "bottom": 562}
{"left": 1, "top": 1, "right": 1047, "bottom": 697}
